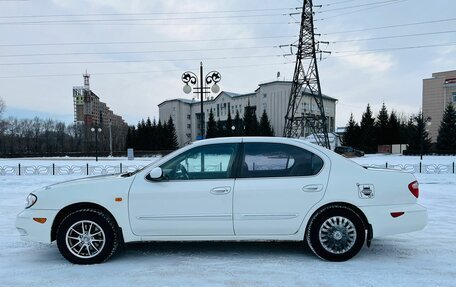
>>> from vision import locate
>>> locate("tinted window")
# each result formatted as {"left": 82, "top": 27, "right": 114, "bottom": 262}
{"left": 240, "top": 143, "right": 323, "bottom": 178}
{"left": 161, "top": 144, "right": 238, "bottom": 180}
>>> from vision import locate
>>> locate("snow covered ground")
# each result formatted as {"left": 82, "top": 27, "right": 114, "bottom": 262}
{"left": 0, "top": 155, "right": 455, "bottom": 286}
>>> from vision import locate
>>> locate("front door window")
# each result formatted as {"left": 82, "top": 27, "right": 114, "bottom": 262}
{"left": 161, "top": 144, "right": 238, "bottom": 180}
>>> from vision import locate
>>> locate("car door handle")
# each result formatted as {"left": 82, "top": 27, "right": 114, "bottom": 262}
{"left": 210, "top": 187, "right": 231, "bottom": 195}
{"left": 302, "top": 184, "right": 324, "bottom": 192}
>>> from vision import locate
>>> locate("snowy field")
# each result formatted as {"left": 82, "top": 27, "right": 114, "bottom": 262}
{"left": 0, "top": 155, "right": 455, "bottom": 286}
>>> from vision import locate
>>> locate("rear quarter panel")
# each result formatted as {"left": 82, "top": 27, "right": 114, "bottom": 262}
{"left": 322, "top": 156, "right": 417, "bottom": 207}
{"left": 295, "top": 153, "right": 421, "bottom": 239}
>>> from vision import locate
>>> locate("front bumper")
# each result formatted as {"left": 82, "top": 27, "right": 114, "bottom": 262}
{"left": 360, "top": 203, "right": 427, "bottom": 238}
{"left": 15, "top": 209, "right": 59, "bottom": 243}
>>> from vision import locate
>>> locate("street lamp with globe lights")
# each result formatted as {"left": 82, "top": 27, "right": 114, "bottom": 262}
{"left": 182, "top": 62, "right": 221, "bottom": 140}
{"left": 91, "top": 126, "right": 102, "bottom": 162}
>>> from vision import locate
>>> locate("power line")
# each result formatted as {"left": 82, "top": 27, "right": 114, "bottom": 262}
{"left": 323, "top": 17, "right": 456, "bottom": 34}
{"left": 0, "top": 54, "right": 284, "bottom": 66}
{"left": 0, "top": 20, "right": 293, "bottom": 26}
{"left": 0, "top": 7, "right": 298, "bottom": 19}
{"left": 0, "top": 12, "right": 291, "bottom": 25}
{"left": 5, "top": 33, "right": 453, "bottom": 59}
{"left": 316, "top": 0, "right": 408, "bottom": 20}
{"left": 317, "top": 0, "right": 402, "bottom": 13}
{"left": 0, "top": 45, "right": 281, "bottom": 58}
{"left": 330, "top": 30, "right": 456, "bottom": 43}
{"left": 331, "top": 42, "right": 456, "bottom": 56}
{"left": 0, "top": 35, "right": 296, "bottom": 47}
{"left": 0, "top": 61, "right": 295, "bottom": 79}
{"left": 318, "top": 0, "right": 361, "bottom": 6}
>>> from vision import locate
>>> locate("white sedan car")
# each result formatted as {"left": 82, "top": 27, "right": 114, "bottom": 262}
{"left": 16, "top": 137, "right": 427, "bottom": 264}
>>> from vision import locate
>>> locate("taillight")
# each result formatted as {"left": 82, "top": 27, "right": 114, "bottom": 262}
{"left": 408, "top": 180, "right": 419, "bottom": 198}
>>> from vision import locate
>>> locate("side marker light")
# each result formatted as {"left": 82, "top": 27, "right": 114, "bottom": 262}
{"left": 391, "top": 212, "right": 405, "bottom": 218}
{"left": 33, "top": 218, "right": 47, "bottom": 224}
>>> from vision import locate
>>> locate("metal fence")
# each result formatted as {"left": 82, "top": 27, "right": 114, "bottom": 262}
{"left": 0, "top": 162, "right": 454, "bottom": 176}
{"left": 363, "top": 162, "right": 456, "bottom": 174}
{"left": 0, "top": 163, "right": 146, "bottom": 176}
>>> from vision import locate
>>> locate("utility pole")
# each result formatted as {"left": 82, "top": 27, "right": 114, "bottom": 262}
{"left": 283, "top": 0, "right": 331, "bottom": 149}
{"left": 109, "top": 120, "right": 113, "bottom": 157}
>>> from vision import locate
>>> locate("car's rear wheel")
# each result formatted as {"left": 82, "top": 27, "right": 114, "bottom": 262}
{"left": 56, "top": 209, "right": 119, "bottom": 264}
{"left": 306, "top": 206, "right": 365, "bottom": 261}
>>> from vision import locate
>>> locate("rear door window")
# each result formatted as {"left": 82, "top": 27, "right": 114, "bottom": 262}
{"left": 240, "top": 143, "right": 323, "bottom": 178}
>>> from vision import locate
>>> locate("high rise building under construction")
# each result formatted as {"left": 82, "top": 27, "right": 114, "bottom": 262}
{"left": 73, "top": 72, "right": 127, "bottom": 129}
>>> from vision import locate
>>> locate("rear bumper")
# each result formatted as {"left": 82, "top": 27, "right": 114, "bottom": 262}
{"left": 15, "top": 209, "right": 59, "bottom": 244}
{"left": 360, "top": 203, "right": 427, "bottom": 237}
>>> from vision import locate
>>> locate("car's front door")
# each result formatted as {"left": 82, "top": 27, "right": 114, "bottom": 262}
{"left": 129, "top": 142, "right": 239, "bottom": 236}
{"left": 233, "top": 141, "right": 330, "bottom": 235}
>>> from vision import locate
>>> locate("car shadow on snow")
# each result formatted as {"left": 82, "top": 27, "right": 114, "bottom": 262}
{"left": 108, "top": 238, "right": 419, "bottom": 263}
{"left": 116, "top": 241, "right": 313, "bottom": 261}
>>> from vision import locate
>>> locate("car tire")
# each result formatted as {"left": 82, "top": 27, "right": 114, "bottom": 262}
{"left": 306, "top": 205, "right": 365, "bottom": 262}
{"left": 56, "top": 209, "right": 120, "bottom": 264}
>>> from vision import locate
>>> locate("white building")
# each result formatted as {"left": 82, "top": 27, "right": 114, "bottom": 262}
{"left": 159, "top": 80, "right": 337, "bottom": 147}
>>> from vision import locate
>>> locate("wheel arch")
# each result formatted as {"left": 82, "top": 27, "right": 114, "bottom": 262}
{"left": 51, "top": 202, "right": 123, "bottom": 243}
{"left": 305, "top": 202, "right": 370, "bottom": 234}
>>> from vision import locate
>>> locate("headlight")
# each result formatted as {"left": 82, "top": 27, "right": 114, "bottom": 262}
{"left": 25, "top": 194, "right": 37, "bottom": 209}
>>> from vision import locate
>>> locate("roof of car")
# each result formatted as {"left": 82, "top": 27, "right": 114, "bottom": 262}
{"left": 189, "top": 136, "right": 331, "bottom": 154}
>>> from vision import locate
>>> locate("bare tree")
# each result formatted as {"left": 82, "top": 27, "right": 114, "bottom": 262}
{"left": 0, "top": 97, "right": 5, "bottom": 118}
{"left": 0, "top": 97, "right": 5, "bottom": 152}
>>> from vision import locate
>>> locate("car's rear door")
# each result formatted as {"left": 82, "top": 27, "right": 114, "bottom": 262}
{"left": 233, "top": 139, "right": 330, "bottom": 235}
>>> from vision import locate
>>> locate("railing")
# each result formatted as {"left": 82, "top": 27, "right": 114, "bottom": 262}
{"left": 363, "top": 162, "right": 456, "bottom": 174}
{"left": 0, "top": 162, "right": 454, "bottom": 176}
{"left": 0, "top": 163, "right": 147, "bottom": 176}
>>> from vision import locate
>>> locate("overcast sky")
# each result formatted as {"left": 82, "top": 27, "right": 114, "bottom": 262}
{"left": 0, "top": 0, "right": 455, "bottom": 127}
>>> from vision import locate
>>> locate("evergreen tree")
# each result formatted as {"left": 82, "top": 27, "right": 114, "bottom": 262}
{"left": 259, "top": 109, "right": 274, "bottom": 136}
{"left": 343, "top": 113, "right": 361, "bottom": 148}
{"left": 407, "top": 112, "right": 432, "bottom": 153}
{"left": 360, "top": 104, "right": 377, "bottom": 153}
{"left": 405, "top": 116, "right": 416, "bottom": 150}
{"left": 146, "top": 117, "right": 152, "bottom": 128}
{"left": 375, "top": 103, "right": 389, "bottom": 145}
{"left": 398, "top": 115, "right": 410, "bottom": 145}
{"left": 156, "top": 120, "right": 164, "bottom": 150}
{"left": 225, "top": 109, "right": 233, "bottom": 137}
{"left": 216, "top": 119, "right": 225, "bottom": 137}
{"left": 145, "top": 117, "right": 153, "bottom": 149}
{"left": 243, "top": 106, "right": 259, "bottom": 136}
{"left": 233, "top": 110, "right": 242, "bottom": 136}
{"left": 137, "top": 119, "right": 146, "bottom": 150}
{"left": 125, "top": 126, "right": 134, "bottom": 148}
{"left": 387, "top": 111, "right": 401, "bottom": 144}
{"left": 206, "top": 109, "right": 218, "bottom": 139}
{"left": 150, "top": 118, "right": 158, "bottom": 150}
{"left": 437, "top": 103, "right": 456, "bottom": 153}
{"left": 166, "top": 116, "right": 179, "bottom": 150}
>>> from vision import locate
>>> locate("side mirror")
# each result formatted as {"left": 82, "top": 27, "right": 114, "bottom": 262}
{"left": 149, "top": 167, "right": 163, "bottom": 180}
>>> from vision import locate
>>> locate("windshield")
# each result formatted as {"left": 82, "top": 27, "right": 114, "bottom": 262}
{"left": 125, "top": 147, "right": 189, "bottom": 175}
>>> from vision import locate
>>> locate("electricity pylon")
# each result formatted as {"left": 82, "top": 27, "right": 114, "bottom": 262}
{"left": 283, "top": 0, "right": 330, "bottom": 149}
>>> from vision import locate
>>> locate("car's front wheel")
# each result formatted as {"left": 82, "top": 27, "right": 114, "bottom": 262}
{"left": 306, "top": 206, "right": 365, "bottom": 261}
{"left": 56, "top": 209, "right": 120, "bottom": 264}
